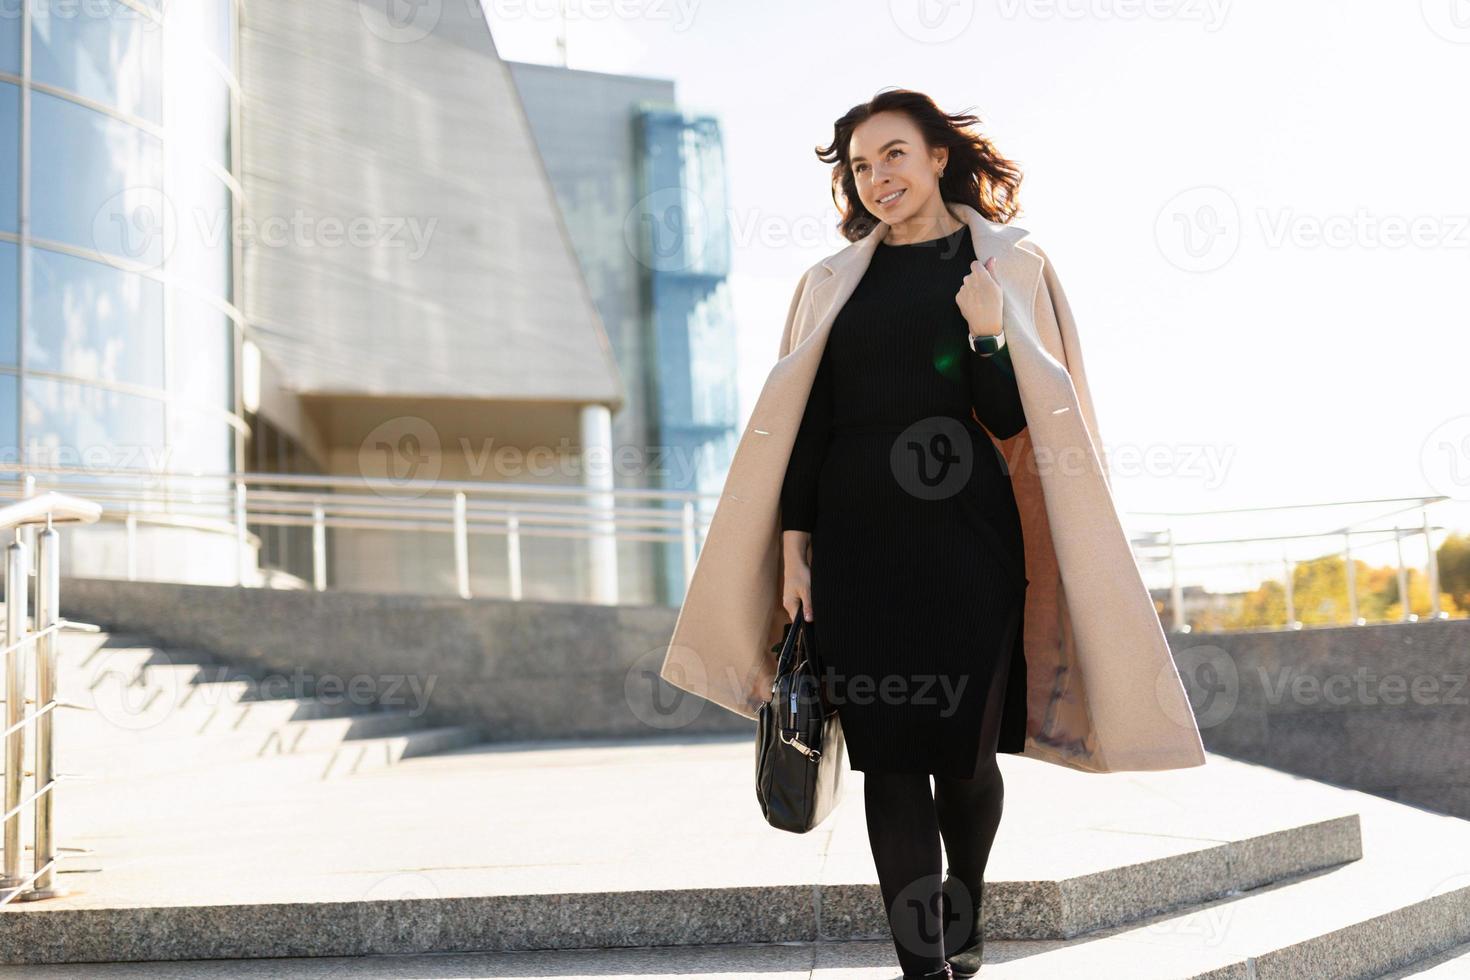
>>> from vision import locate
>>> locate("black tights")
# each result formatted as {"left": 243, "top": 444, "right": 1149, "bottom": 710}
{"left": 861, "top": 647, "right": 1011, "bottom": 977}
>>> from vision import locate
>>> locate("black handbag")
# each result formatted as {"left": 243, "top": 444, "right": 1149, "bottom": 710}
{"left": 755, "top": 598, "right": 846, "bottom": 833}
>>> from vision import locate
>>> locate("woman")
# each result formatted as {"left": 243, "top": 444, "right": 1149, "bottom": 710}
{"left": 778, "top": 89, "right": 1031, "bottom": 980}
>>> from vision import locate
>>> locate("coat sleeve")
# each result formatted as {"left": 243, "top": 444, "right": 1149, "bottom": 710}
{"left": 968, "top": 340, "right": 1027, "bottom": 440}
{"left": 1030, "top": 242, "right": 1111, "bottom": 493}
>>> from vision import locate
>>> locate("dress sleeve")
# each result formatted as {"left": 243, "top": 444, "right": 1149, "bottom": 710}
{"left": 779, "top": 351, "right": 833, "bottom": 532}
{"left": 969, "top": 339, "right": 1028, "bottom": 440}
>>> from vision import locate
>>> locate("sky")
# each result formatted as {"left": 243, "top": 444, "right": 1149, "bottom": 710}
{"left": 484, "top": 0, "right": 1470, "bottom": 594}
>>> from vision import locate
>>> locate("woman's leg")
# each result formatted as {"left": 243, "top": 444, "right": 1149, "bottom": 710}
{"left": 931, "top": 600, "right": 1019, "bottom": 964}
{"left": 863, "top": 768, "right": 945, "bottom": 976}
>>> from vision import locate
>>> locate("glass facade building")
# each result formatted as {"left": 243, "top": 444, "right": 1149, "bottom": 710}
{"left": 0, "top": 1, "right": 241, "bottom": 500}
{"left": 634, "top": 107, "right": 738, "bottom": 600}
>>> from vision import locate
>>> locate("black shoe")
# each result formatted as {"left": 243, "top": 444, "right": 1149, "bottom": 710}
{"left": 899, "top": 964, "right": 954, "bottom": 980}
{"left": 941, "top": 872, "right": 985, "bottom": 978}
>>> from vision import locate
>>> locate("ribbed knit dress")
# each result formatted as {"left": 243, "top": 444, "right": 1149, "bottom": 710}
{"left": 779, "top": 222, "right": 1031, "bottom": 779}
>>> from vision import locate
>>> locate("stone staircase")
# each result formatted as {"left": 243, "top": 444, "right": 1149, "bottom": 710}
{"left": 56, "top": 628, "right": 483, "bottom": 782}
{"left": 2, "top": 722, "right": 1468, "bottom": 976}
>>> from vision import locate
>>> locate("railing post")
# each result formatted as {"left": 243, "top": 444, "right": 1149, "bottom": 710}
{"left": 22, "top": 520, "right": 65, "bottom": 899}
{"left": 1424, "top": 508, "right": 1443, "bottom": 620}
{"left": 1167, "top": 528, "right": 1186, "bottom": 633}
{"left": 234, "top": 480, "right": 250, "bottom": 587}
{"left": 506, "top": 515, "right": 523, "bottom": 601}
{"left": 1343, "top": 530, "right": 1362, "bottom": 625}
{"left": 453, "top": 491, "right": 470, "bottom": 599}
{"left": 1393, "top": 525, "right": 1413, "bottom": 623}
{"left": 312, "top": 501, "right": 326, "bottom": 592}
{"left": 1, "top": 531, "right": 28, "bottom": 891}
{"left": 125, "top": 502, "right": 137, "bottom": 581}
{"left": 682, "top": 500, "right": 697, "bottom": 590}
{"left": 1283, "top": 554, "right": 1299, "bottom": 629}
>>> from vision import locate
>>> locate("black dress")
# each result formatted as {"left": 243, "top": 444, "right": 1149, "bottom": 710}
{"left": 779, "top": 223, "right": 1030, "bottom": 779}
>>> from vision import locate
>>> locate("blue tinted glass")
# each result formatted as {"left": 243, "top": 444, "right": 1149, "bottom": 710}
{"left": 31, "top": 1, "right": 162, "bottom": 122}
{"left": 0, "top": 83, "right": 16, "bottom": 234}
{"left": 28, "top": 246, "right": 164, "bottom": 387}
{"left": 0, "top": 373, "right": 15, "bottom": 466}
{"left": 23, "top": 376, "right": 165, "bottom": 471}
{"left": 0, "top": 5, "right": 18, "bottom": 75}
{"left": 0, "top": 241, "right": 15, "bottom": 365}
{"left": 30, "top": 91, "right": 162, "bottom": 263}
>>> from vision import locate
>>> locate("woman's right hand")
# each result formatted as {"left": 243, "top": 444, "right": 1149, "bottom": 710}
{"left": 781, "top": 531, "right": 814, "bottom": 622}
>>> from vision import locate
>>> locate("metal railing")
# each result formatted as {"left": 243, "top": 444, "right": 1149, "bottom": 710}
{"left": 0, "top": 462, "right": 721, "bottom": 603}
{"left": 1128, "top": 494, "right": 1463, "bottom": 632}
{"left": 0, "top": 461, "right": 1463, "bottom": 631}
{"left": 0, "top": 490, "right": 101, "bottom": 904}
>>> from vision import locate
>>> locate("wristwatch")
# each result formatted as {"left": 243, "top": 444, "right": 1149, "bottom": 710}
{"left": 968, "top": 327, "right": 1006, "bottom": 356}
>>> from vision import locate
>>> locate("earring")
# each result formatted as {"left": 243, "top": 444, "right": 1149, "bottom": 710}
{"left": 938, "top": 168, "right": 945, "bottom": 178}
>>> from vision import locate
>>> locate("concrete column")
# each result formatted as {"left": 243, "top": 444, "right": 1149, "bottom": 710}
{"left": 580, "top": 404, "right": 618, "bottom": 604}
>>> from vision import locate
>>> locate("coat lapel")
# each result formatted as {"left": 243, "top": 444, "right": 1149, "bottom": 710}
{"left": 794, "top": 202, "right": 1041, "bottom": 360}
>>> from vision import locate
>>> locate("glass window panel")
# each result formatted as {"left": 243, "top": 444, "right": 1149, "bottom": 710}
{"left": 23, "top": 377, "right": 165, "bottom": 473}
{"left": 28, "top": 246, "right": 164, "bottom": 387}
{"left": 31, "top": 1, "right": 162, "bottom": 122}
{"left": 0, "top": 242, "right": 15, "bottom": 365}
{"left": 171, "top": 289, "right": 232, "bottom": 411}
{"left": 0, "top": 6, "right": 18, "bottom": 75}
{"left": 30, "top": 91, "right": 163, "bottom": 264}
{"left": 0, "top": 83, "right": 17, "bottom": 234}
{"left": 168, "top": 162, "right": 231, "bottom": 299}
{"left": 0, "top": 373, "right": 15, "bottom": 466}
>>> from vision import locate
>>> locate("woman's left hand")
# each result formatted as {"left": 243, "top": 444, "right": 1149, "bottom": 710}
{"left": 956, "top": 255, "right": 1004, "bottom": 337}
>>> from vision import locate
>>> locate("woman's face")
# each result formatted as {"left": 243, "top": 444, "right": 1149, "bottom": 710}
{"left": 848, "top": 110, "right": 945, "bottom": 223}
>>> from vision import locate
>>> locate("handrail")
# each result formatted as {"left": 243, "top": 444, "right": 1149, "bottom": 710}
{"left": 0, "top": 494, "right": 99, "bottom": 905}
{"left": 0, "top": 492, "right": 102, "bottom": 532}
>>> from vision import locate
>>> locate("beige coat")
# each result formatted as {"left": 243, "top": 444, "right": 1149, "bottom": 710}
{"left": 660, "top": 201, "right": 1205, "bottom": 773}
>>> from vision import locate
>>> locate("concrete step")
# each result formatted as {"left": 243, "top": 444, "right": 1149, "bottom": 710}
{"left": 1379, "top": 942, "right": 1470, "bottom": 977}
{"left": 0, "top": 743, "right": 1421, "bottom": 970}
{"left": 58, "top": 708, "right": 445, "bottom": 776}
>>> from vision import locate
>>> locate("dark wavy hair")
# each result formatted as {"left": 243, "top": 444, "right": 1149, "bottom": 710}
{"left": 816, "top": 88, "right": 1024, "bottom": 242}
